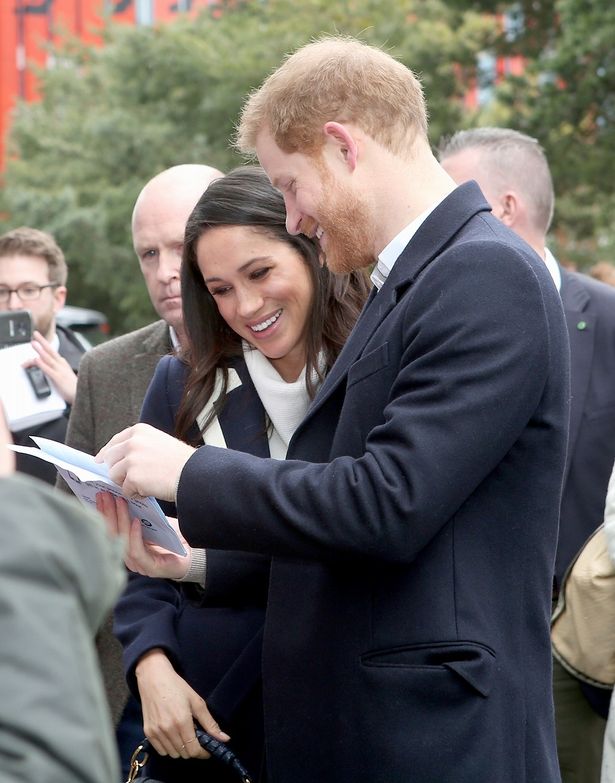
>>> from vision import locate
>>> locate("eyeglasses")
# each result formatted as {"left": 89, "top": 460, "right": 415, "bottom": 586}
{"left": 0, "top": 283, "right": 59, "bottom": 303}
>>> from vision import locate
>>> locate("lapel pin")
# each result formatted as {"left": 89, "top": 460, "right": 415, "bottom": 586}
{"left": 577, "top": 321, "right": 587, "bottom": 331}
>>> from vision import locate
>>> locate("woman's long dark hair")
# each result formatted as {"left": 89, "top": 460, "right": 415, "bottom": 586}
{"left": 176, "top": 165, "right": 370, "bottom": 443}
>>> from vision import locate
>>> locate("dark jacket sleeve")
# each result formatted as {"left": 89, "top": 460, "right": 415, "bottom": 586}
{"left": 177, "top": 242, "right": 563, "bottom": 564}
{"left": 114, "top": 355, "right": 186, "bottom": 691}
{"left": 114, "top": 355, "right": 269, "bottom": 693}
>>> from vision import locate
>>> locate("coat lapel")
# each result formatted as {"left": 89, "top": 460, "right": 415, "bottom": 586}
{"left": 130, "top": 321, "right": 171, "bottom": 420}
{"left": 217, "top": 359, "right": 270, "bottom": 457}
{"left": 302, "top": 182, "right": 491, "bottom": 426}
{"left": 560, "top": 269, "right": 594, "bottom": 471}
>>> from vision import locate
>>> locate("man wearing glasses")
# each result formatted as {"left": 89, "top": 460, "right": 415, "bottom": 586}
{"left": 0, "top": 227, "right": 85, "bottom": 482}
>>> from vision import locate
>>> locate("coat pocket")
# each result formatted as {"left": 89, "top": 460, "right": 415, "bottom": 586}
{"left": 346, "top": 342, "right": 389, "bottom": 389}
{"left": 361, "top": 640, "right": 496, "bottom": 697}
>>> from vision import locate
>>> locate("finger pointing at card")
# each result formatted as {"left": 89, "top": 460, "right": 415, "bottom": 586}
{"left": 96, "top": 423, "right": 195, "bottom": 501}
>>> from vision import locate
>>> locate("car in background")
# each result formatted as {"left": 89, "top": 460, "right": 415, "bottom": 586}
{"left": 56, "top": 305, "right": 110, "bottom": 349}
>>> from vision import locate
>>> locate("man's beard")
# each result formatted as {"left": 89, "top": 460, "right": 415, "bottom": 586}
{"left": 316, "top": 175, "right": 376, "bottom": 275}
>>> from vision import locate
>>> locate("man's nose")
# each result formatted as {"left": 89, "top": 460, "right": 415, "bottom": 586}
{"left": 285, "top": 200, "right": 303, "bottom": 236}
{"left": 6, "top": 291, "right": 23, "bottom": 309}
{"left": 157, "top": 250, "right": 181, "bottom": 282}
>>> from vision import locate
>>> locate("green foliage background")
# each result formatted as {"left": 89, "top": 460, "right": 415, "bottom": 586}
{"left": 485, "top": 0, "right": 615, "bottom": 268}
{"left": 0, "top": 0, "right": 612, "bottom": 334}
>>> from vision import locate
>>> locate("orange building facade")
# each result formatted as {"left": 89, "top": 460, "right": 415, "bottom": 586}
{"left": 0, "top": 0, "right": 214, "bottom": 168}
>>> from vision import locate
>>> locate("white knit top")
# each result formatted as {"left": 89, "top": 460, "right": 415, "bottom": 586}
{"left": 242, "top": 344, "right": 314, "bottom": 459}
{"left": 178, "top": 346, "right": 323, "bottom": 584}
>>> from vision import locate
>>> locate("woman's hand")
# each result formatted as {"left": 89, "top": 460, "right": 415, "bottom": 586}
{"left": 135, "top": 649, "right": 230, "bottom": 760}
{"left": 25, "top": 331, "right": 77, "bottom": 404}
{"left": 96, "top": 493, "right": 192, "bottom": 579}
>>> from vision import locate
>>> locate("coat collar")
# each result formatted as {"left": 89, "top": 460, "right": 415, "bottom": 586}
{"left": 380, "top": 181, "right": 491, "bottom": 297}
{"left": 560, "top": 268, "right": 591, "bottom": 313}
{"left": 303, "top": 182, "right": 491, "bottom": 422}
{"left": 138, "top": 319, "right": 171, "bottom": 357}
{"left": 216, "top": 356, "right": 270, "bottom": 457}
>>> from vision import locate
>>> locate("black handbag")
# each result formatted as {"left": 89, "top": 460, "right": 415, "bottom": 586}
{"left": 125, "top": 729, "right": 253, "bottom": 783}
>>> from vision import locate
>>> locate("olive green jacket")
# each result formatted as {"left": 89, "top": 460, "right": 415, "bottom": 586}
{"left": 0, "top": 473, "right": 125, "bottom": 783}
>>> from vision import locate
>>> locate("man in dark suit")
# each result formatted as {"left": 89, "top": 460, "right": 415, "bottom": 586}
{"left": 100, "top": 37, "right": 570, "bottom": 782}
{"left": 60, "top": 164, "right": 222, "bottom": 772}
{"left": 439, "top": 126, "right": 615, "bottom": 783}
{"left": 0, "top": 227, "right": 85, "bottom": 484}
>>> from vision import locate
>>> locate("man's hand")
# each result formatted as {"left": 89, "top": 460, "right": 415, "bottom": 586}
{"left": 135, "top": 649, "right": 230, "bottom": 760}
{"left": 25, "top": 331, "right": 77, "bottom": 404}
{"left": 0, "top": 404, "right": 15, "bottom": 476}
{"left": 96, "top": 423, "right": 195, "bottom": 501}
{"left": 96, "top": 493, "right": 192, "bottom": 579}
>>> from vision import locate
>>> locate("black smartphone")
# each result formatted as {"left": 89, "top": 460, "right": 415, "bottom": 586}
{"left": 24, "top": 365, "right": 52, "bottom": 399}
{"left": 0, "top": 310, "right": 32, "bottom": 349}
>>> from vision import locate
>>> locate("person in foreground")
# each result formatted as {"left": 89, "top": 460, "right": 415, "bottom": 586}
{"left": 0, "top": 403, "right": 124, "bottom": 783}
{"left": 101, "top": 165, "right": 369, "bottom": 782}
{"left": 99, "top": 36, "right": 570, "bottom": 782}
{"left": 439, "top": 126, "right": 615, "bottom": 783}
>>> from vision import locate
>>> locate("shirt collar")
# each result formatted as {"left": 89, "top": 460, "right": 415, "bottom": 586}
{"left": 49, "top": 331, "right": 60, "bottom": 352}
{"left": 543, "top": 248, "right": 561, "bottom": 292}
{"left": 169, "top": 325, "right": 181, "bottom": 352}
{"left": 371, "top": 196, "right": 446, "bottom": 290}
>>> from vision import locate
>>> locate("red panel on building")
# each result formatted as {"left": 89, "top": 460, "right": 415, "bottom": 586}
{"left": 0, "top": 1, "right": 219, "bottom": 168}
{"left": 0, "top": 1, "right": 137, "bottom": 168}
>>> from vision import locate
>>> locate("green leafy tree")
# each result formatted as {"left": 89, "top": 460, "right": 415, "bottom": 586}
{"left": 462, "top": 0, "right": 615, "bottom": 269}
{"left": 0, "top": 0, "right": 493, "bottom": 334}
{"left": 521, "top": 0, "right": 615, "bottom": 268}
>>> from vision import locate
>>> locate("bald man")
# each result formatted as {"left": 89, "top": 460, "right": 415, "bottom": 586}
{"left": 440, "top": 127, "right": 615, "bottom": 783}
{"left": 58, "top": 163, "right": 222, "bottom": 769}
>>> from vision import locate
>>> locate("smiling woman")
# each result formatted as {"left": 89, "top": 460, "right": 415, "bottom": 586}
{"left": 108, "top": 165, "right": 370, "bottom": 782}
{"left": 176, "top": 165, "right": 370, "bottom": 441}
{"left": 198, "top": 224, "right": 314, "bottom": 382}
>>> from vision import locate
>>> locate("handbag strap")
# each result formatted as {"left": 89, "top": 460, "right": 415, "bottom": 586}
{"left": 126, "top": 729, "right": 253, "bottom": 783}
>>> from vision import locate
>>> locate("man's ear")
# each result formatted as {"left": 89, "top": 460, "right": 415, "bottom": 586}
{"left": 496, "top": 192, "right": 519, "bottom": 228}
{"left": 323, "top": 122, "right": 358, "bottom": 171}
{"left": 52, "top": 285, "right": 67, "bottom": 313}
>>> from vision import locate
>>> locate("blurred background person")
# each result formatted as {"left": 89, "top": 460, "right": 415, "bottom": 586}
{"left": 0, "top": 402, "right": 125, "bottom": 783}
{"left": 440, "top": 126, "right": 615, "bottom": 783}
{"left": 59, "top": 163, "right": 223, "bottom": 777}
{"left": 601, "top": 468, "right": 615, "bottom": 783}
{"left": 102, "top": 166, "right": 370, "bottom": 781}
{"left": 0, "top": 227, "right": 85, "bottom": 483}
